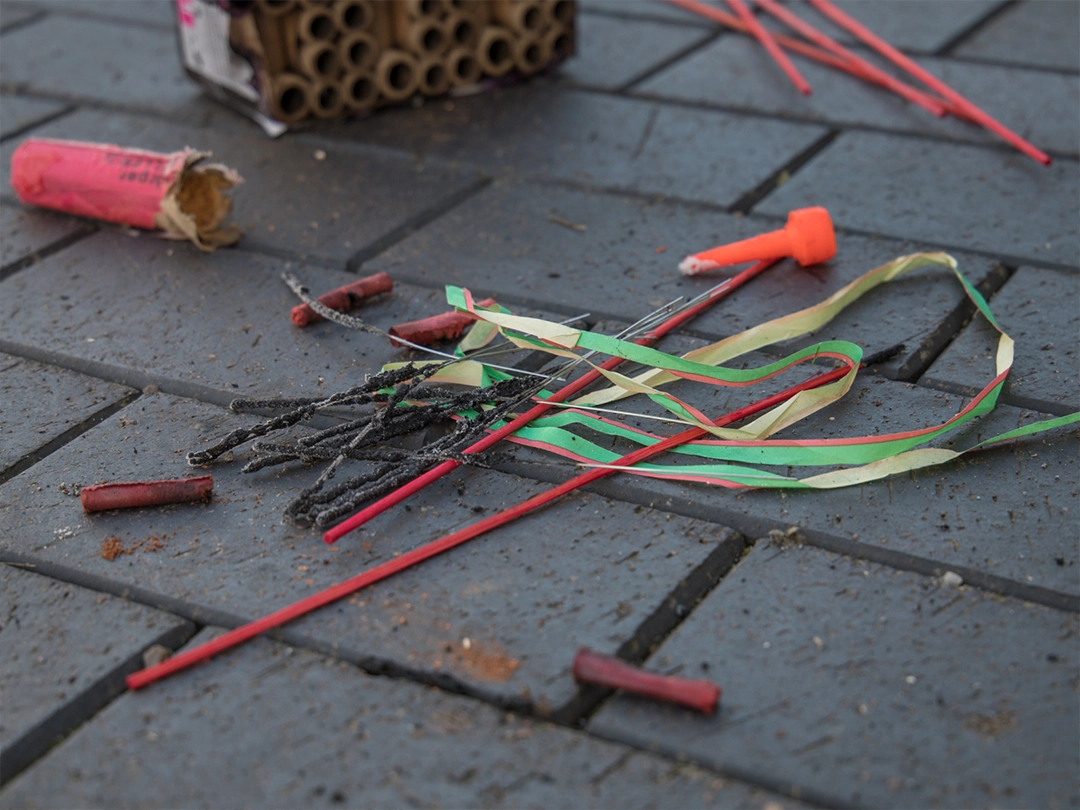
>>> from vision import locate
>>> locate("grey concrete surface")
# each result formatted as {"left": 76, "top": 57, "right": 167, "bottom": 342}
{"left": 2, "top": 628, "right": 811, "bottom": 809}
{"left": 0, "top": 94, "right": 68, "bottom": 140}
{"left": 771, "top": 0, "right": 1008, "bottom": 54}
{"left": 758, "top": 131, "right": 1080, "bottom": 267}
{"left": 0, "top": 201, "right": 91, "bottom": 272}
{"left": 953, "top": 0, "right": 1080, "bottom": 72}
{"left": 0, "top": 563, "right": 193, "bottom": 784}
{"left": 0, "top": 352, "right": 133, "bottom": 475}
{"left": 0, "top": 15, "right": 201, "bottom": 114}
{"left": 557, "top": 12, "right": 715, "bottom": 91}
{"left": 590, "top": 542, "right": 1079, "bottom": 809}
{"left": 0, "top": 1, "right": 1076, "bottom": 806}
{"left": 326, "top": 84, "right": 829, "bottom": 208}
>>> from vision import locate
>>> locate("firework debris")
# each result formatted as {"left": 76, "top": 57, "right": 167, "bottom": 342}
{"left": 81, "top": 476, "right": 213, "bottom": 513}
{"left": 388, "top": 297, "right": 496, "bottom": 347}
{"left": 188, "top": 362, "right": 538, "bottom": 528}
{"left": 572, "top": 647, "right": 721, "bottom": 714}
{"left": 290, "top": 272, "right": 393, "bottom": 327}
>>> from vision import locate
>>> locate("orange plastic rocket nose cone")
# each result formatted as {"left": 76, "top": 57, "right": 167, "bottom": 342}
{"left": 679, "top": 207, "right": 836, "bottom": 275}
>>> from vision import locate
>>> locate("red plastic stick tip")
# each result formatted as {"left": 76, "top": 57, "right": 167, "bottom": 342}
{"left": 388, "top": 297, "right": 495, "bottom": 347}
{"left": 80, "top": 475, "right": 213, "bottom": 513}
{"left": 680, "top": 206, "right": 835, "bottom": 275}
{"left": 290, "top": 272, "right": 393, "bottom": 326}
{"left": 572, "top": 648, "right": 721, "bottom": 714}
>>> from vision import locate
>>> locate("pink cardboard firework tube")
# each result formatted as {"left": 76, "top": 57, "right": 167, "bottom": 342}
{"left": 9, "top": 138, "right": 242, "bottom": 251}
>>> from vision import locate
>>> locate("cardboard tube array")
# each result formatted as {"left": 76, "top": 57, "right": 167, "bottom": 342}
{"left": 250, "top": 0, "right": 575, "bottom": 125}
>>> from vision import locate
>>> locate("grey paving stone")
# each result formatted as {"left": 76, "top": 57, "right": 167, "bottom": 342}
{"left": 0, "top": 352, "right": 133, "bottom": 475}
{"left": 557, "top": 13, "right": 715, "bottom": 91}
{"left": 1, "top": 628, "right": 808, "bottom": 809}
{"left": 590, "top": 543, "right": 1079, "bottom": 809}
{"left": 0, "top": 228, "right": 572, "bottom": 402}
{"left": 925, "top": 266, "right": 1080, "bottom": 412}
{"left": 0, "top": 393, "right": 745, "bottom": 709}
{"left": 0, "top": 564, "right": 193, "bottom": 783}
{"left": 758, "top": 131, "right": 1080, "bottom": 268}
{"left": 0, "top": 15, "right": 200, "bottom": 114}
{"left": 636, "top": 37, "right": 1080, "bottom": 157}
{"left": 365, "top": 177, "right": 999, "bottom": 370}
{"left": 1, "top": 107, "right": 483, "bottom": 264}
{"left": 501, "top": 368, "right": 1079, "bottom": 600}
{"left": 953, "top": 0, "right": 1080, "bottom": 72}
{"left": 0, "top": 202, "right": 90, "bottom": 272}
{"left": 0, "top": 2, "right": 41, "bottom": 32}
{"left": 0, "top": 94, "right": 67, "bottom": 140}
{"left": 14, "top": 0, "right": 176, "bottom": 29}
{"left": 327, "top": 85, "right": 829, "bottom": 208}
{"left": 580, "top": 0, "right": 714, "bottom": 25}
{"left": 775, "top": 0, "right": 1007, "bottom": 54}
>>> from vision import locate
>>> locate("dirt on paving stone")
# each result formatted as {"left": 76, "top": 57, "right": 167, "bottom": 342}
{"left": 100, "top": 533, "right": 171, "bottom": 561}
{"left": 447, "top": 639, "right": 521, "bottom": 683}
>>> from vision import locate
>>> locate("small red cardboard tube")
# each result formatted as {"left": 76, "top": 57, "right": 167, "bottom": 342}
{"left": 388, "top": 297, "right": 495, "bottom": 347}
{"left": 80, "top": 475, "right": 214, "bottom": 513}
{"left": 9, "top": 138, "right": 241, "bottom": 251}
{"left": 290, "top": 272, "right": 394, "bottom": 326}
{"left": 573, "top": 647, "right": 721, "bottom": 714}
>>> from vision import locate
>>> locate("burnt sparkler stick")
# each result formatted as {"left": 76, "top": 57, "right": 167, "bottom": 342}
{"left": 806, "top": 0, "right": 1051, "bottom": 166}
{"left": 665, "top": 0, "right": 964, "bottom": 118}
{"left": 725, "top": 0, "right": 811, "bottom": 95}
{"left": 322, "top": 257, "right": 782, "bottom": 544}
{"left": 127, "top": 346, "right": 878, "bottom": 691}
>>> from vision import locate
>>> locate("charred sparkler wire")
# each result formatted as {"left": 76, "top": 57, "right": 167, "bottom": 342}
{"left": 188, "top": 274, "right": 710, "bottom": 527}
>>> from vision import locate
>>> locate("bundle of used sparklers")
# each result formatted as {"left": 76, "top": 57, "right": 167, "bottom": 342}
{"left": 190, "top": 251, "right": 1078, "bottom": 540}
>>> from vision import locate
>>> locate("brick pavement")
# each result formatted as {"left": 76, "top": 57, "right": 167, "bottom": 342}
{"left": 0, "top": 1, "right": 1076, "bottom": 807}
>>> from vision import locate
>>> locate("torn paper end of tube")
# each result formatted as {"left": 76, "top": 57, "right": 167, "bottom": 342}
{"left": 9, "top": 138, "right": 242, "bottom": 251}
{"left": 678, "top": 255, "right": 721, "bottom": 276}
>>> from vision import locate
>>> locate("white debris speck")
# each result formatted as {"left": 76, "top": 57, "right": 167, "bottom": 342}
{"left": 313, "top": 149, "right": 327, "bottom": 160}
{"left": 941, "top": 571, "right": 963, "bottom": 588}
{"left": 462, "top": 637, "right": 471, "bottom": 650}
{"left": 905, "top": 675, "right": 917, "bottom": 685}
{"left": 813, "top": 636, "right": 824, "bottom": 650}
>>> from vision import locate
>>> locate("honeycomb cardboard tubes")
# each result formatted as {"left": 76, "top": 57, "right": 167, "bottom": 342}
{"left": 544, "top": 23, "right": 574, "bottom": 61}
{"left": 270, "top": 72, "right": 312, "bottom": 123}
{"left": 260, "top": 0, "right": 297, "bottom": 16}
{"left": 339, "top": 30, "right": 380, "bottom": 72}
{"left": 299, "top": 40, "right": 341, "bottom": 80}
{"left": 340, "top": 69, "right": 377, "bottom": 110}
{"left": 417, "top": 56, "right": 451, "bottom": 95}
{"left": 452, "top": 0, "right": 490, "bottom": 23}
{"left": 512, "top": 32, "right": 546, "bottom": 74}
{"left": 447, "top": 47, "right": 481, "bottom": 86}
{"left": 492, "top": 0, "right": 544, "bottom": 33}
{"left": 297, "top": 4, "right": 337, "bottom": 43}
{"left": 375, "top": 49, "right": 420, "bottom": 101}
{"left": 477, "top": 25, "right": 514, "bottom": 76}
{"left": 393, "top": 11, "right": 448, "bottom": 56}
{"left": 254, "top": 8, "right": 289, "bottom": 74}
{"left": 443, "top": 11, "right": 479, "bottom": 50}
{"left": 547, "top": 0, "right": 575, "bottom": 26}
{"left": 401, "top": 0, "right": 450, "bottom": 19}
{"left": 305, "top": 80, "right": 345, "bottom": 119}
{"left": 369, "top": 1, "right": 394, "bottom": 47}
{"left": 333, "top": 0, "right": 373, "bottom": 32}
